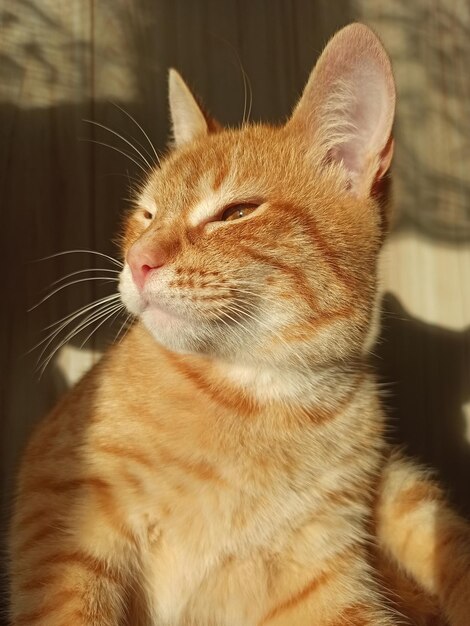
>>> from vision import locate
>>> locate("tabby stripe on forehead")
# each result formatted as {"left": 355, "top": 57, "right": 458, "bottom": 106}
{"left": 212, "top": 159, "right": 229, "bottom": 191}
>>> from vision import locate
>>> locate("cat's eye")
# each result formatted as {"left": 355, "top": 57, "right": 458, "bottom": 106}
{"left": 219, "top": 203, "right": 259, "bottom": 222}
{"left": 143, "top": 210, "right": 153, "bottom": 220}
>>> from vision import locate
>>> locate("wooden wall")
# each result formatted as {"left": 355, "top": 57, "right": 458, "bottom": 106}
{"left": 1, "top": 0, "right": 469, "bottom": 617}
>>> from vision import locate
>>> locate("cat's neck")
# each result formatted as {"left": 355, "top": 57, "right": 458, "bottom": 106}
{"left": 128, "top": 322, "right": 372, "bottom": 415}
{"left": 211, "top": 357, "right": 365, "bottom": 406}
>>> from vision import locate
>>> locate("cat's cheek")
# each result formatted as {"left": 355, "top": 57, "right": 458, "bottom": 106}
{"left": 119, "top": 265, "right": 144, "bottom": 315}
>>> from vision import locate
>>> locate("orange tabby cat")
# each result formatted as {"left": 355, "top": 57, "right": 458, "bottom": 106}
{"left": 9, "top": 23, "right": 470, "bottom": 626}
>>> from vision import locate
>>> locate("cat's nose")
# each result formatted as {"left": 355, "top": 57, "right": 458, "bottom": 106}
{"left": 127, "top": 242, "right": 166, "bottom": 291}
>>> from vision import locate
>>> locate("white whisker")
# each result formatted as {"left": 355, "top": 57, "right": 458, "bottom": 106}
{"left": 33, "top": 249, "right": 123, "bottom": 268}
{"left": 246, "top": 70, "right": 253, "bottom": 123}
{"left": 111, "top": 102, "right": 160, "bottom": 164}
{"left": 29, "top": 277, "right": 118, "bottom": 311}
{"left": 43, "top": 294, "right": 121, "bottom": 332}
{"left": 212, "top": 304, "right": 262, "bottom": 348}
{"left": 80, "top": 138, "right": 148, "bottom": 175}
{"left": 83, "top": 119, "right": 152, "bottom": 169}
{"left": 35, "top": 299, "right": 122, "bottom": 363}
{"left": 223, "top": 300, "right": 310, "bottom": 371}
{"left": 49, "top": 267, "right": 120, "bottom": 289}
{"left": 114, "top": 313, "right": 134, "bottom": 344}
{"left": 79, "top": 304, "right": 125, "bottom": 349}
{"left": 38, "top": 302, "right": 123, "bottom": 375}
{"left": 211, "top": 284, "right": 283, "bottom": 308}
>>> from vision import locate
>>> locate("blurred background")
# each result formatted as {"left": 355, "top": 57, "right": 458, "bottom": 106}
{"left": 1, "top": 0, "right": 469, "bottom": 619}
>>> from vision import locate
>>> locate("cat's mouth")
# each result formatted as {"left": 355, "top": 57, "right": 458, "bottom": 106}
{"left": 121, "top": 264, "right": 232, "bottom": 328}
{"left": 119, "top": 265, "right": 180, "bottom": 322}
{"left": 120, "top": 264, "right": 257, "bottom": 353}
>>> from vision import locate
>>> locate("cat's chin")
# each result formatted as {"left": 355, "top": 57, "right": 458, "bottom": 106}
{"left": 139, "top": 307, "right": 211, "bottom": 356}
{"left": 144, "top": 304, "right": 184, "bottom": 327}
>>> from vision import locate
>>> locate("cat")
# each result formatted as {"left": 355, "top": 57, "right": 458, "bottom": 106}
{"left": 9, "top": 23, "right": 470, "bottom": 626}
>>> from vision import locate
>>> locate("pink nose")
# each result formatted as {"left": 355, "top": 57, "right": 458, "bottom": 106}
{"left": 127, "top": 242, "right": 166, "bottom": 290}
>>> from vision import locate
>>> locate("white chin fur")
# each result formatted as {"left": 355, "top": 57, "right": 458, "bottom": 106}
{"left": 140, "top": 309, "right": 203, "bottom": 354}
{"left": 119, "top": 264, "right": 211, "bottom": 354}
{"left": 118, "top": 265, "right": 143, "bottom": 316}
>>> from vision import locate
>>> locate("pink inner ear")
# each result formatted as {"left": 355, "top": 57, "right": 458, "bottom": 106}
{"left": 328, "top": 63, "right": 392, "bottom": 189}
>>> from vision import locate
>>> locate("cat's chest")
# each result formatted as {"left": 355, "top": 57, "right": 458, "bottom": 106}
{"left": 144, "top": 528, "right": 271, "bottom": 626}
{"left": 139, "top": 462, "right": 331, "bottom": 626}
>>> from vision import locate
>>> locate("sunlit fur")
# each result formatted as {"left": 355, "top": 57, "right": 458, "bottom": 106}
{"left": 120, "top": 126, "right": 377, "bottom": 373}
{"left": 9, "top": 24, "right": 470, "bottom": 626}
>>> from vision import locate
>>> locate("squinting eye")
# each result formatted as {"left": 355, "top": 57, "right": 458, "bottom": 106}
{"left": 143, "top": 210, "right": 153, "bottom": 220}
{"left": 220, "top": 203, "right": 259, "bottom": 222}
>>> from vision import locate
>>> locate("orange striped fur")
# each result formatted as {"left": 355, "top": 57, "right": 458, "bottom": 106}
{"left": 9, "top": 24, "right": 470, "bottom": 626}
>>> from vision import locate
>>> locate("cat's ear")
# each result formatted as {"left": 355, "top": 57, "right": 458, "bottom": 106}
{"left": 287, "top": 23, "right": 395, "bottom": 197}
{"left": 168, "top": 69, "right": 220, "bottom": 147}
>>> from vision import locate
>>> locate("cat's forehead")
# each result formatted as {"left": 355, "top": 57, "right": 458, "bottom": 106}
{"left": 140, "top": 126, "right": 293, "bottom": 218}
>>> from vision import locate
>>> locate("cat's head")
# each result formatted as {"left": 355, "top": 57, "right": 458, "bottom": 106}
{"left": 119, "top": 23, "right": 395, "bottom": 371}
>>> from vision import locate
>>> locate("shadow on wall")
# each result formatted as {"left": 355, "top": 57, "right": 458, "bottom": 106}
{"left": 360, "top": 0, "right": 470, "bottom": 241}
{"left": 377, "top": 293, "right": 470, "bottom": 518}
